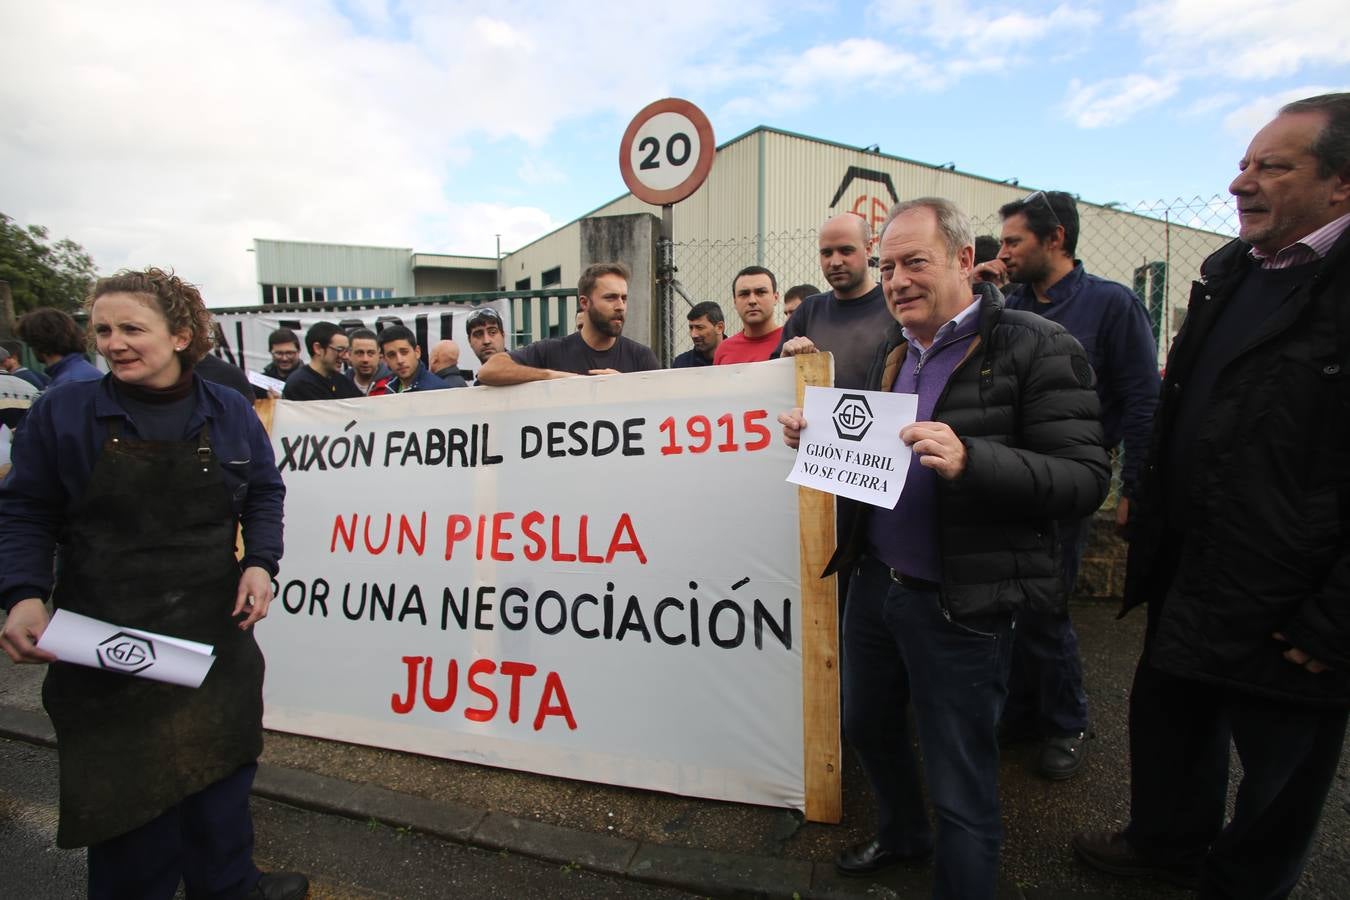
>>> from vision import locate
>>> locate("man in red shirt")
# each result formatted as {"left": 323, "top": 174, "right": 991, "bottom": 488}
{"left": 714, "top": 266, "right": 783, "bottom": 364}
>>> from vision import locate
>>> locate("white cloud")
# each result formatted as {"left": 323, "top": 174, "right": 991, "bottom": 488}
{"left": 1182, "top": 92, "right": 1241, "bottom": 118}
{"left": 1221, "top": 85, "right": 1350, "bottom": 136}
{"left": 1128, "top": 0, "right": 1350, "bottom": 81}
{"left": 1062, "top": 74, "right": 1180, "bottom": 128}
{"left": 734, "top": 29, "right": 1006, "bottom": 117}
{"left": 783, "top": 38, "right": 936, "bottom": 91}
{"left": 432, "top": 203, "right": 564, "bottom": 257}
{"left": 473, "top": 16, "right": 536, "bottom": 51}
{"left": 0, "top": 0, "right": 785, "bottom": 305}
{"left": 870, "top": 0, "right": 1100, "bottom": 45}
{"left": 516, "top": 158, "right": 568, "bottom": 187}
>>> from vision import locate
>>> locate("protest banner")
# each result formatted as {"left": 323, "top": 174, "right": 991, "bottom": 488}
{"left": 256, "top": 355, "right": 840, "bottom": 821}
{"left": 212, "top": 298, "right": 512, "bottom": 377}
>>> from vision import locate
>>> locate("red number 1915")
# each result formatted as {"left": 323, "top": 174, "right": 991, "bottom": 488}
{"left": 658, "top": 410, "right": 772, "bottom": 455}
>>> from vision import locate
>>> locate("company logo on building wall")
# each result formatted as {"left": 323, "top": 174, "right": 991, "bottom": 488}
{"left": 829, "top": 167, "right": 899, "bottom": 235}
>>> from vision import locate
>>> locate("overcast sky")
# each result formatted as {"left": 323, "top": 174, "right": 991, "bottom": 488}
{"left": 2, "top": 0, "right": 1347, "bottom": 307}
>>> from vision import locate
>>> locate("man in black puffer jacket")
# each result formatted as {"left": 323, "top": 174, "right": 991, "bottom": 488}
{"left": 782, "top": 198, "right": 1109, "bottom": 900}
{"left": 1073, "top": 93, "right": 1350, "bottom": 900}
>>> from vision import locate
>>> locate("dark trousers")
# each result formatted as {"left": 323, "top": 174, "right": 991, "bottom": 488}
{"left": 1125, "top": 639, "right": 1347, "bottom": 900}
{"left": 87, "top": 763, "right": 261, "bottom": 900}
{"left": 1004, "top": 515, "right": 1090, "bottom": 735}
{"left": 842, "top": 557, "right": 1016, "bottom": 900}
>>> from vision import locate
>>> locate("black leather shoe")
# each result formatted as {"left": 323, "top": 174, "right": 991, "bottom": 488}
{"left": 246, "top": 872, "right": 310, "bottom": 900}
{"left": 1072, "top": 830, "right": 1200, "bottom": 889}
{"left": 834, "top": 837, "right": 931, "bottom": 877}
{"left": 1038, "top": 729, "right": 1090, "bottom": 780}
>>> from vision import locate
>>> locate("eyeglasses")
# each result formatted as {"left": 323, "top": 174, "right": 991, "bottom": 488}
{"left": 1022, "top": 191, "right": 1063, "bottom": 230}
{"left": 326, "top": 343, "right": 350, "bottom": 355}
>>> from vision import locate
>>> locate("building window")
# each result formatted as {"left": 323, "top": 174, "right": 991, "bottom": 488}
{"left": 262, "top": 284, "right": 393, "bottom": 305}
{"left": 542, "top": 266, "right": 561, "bottom": 287}
{"left": 515, "top": 277, "right": 531, "bottom": 291}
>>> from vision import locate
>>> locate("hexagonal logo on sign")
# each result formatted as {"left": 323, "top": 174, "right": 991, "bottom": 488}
{"left": 97, "top": 632, "right": 156, "bottom": 675}
{"left": 832, "top": 393, "right": 874, "bottom": 442}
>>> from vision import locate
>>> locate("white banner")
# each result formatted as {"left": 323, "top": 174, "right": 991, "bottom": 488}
{"left": 258, "top": 359, "right": 809, "bottom": 810}
{"left": 211, "top": 299, "right": 512, "bottom": 378}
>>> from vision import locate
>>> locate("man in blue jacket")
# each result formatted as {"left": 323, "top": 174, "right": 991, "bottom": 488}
{"left": 16, "top": 308, "right": 101, "bottom": 386}
{"left": 992, "top": 190, "right": 1161, "bottom": 780}
{"left": 370, "top": 325, "right": 450, "bottom": 395}
{"left": 0, "top": 344, "right": 49, "bottom": 389}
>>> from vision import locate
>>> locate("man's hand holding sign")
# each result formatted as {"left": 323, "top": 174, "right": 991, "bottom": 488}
{"left": 783, "top": 386, "right": 969, "bottom": 508}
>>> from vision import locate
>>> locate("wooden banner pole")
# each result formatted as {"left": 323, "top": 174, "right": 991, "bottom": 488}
{"left": 794, "top": 354, "right": 841, "bottom": 824}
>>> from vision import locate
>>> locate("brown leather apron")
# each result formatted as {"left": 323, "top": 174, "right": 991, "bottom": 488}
{"left": 43, "top": 419, "right": 264, "bottom": 848}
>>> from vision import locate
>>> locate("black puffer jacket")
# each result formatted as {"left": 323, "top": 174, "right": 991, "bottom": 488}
{"left": 829, "top": 286, "right": 1110, "bottom": 618}
{"left": 1124, "top": 231, "right": 1350, "bottom": 708}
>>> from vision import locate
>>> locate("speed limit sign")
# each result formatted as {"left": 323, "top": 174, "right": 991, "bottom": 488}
{"left": 619, "top": 98, "right": 716, "bottom": 206}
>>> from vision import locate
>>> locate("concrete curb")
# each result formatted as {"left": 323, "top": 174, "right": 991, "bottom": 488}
{"left": 0, "top": 705, "right": 881, "bottom": 899}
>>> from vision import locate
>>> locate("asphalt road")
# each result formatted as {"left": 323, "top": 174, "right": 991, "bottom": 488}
{"left": 0, "top": 738, "right": 702, "bottom": 900}
{"left": 1, "top": 601, "right": 1346, "bottom": 899}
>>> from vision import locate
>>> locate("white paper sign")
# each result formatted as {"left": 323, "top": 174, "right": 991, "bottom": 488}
{"left": 786, "top": 386, "right": 918, "bottom": 509}
{"left": 247, "top": 371, "right": 286, "bottom": 394}
{"left": 258, "top": 359, "right": 808, "bottom": 811}
{"left": 37, "top": 609, "right": 216, "bottom": 688}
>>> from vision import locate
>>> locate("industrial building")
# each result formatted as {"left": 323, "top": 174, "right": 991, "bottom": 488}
{"left": 250, "top": 125, "right": 1233, "bottom": 359}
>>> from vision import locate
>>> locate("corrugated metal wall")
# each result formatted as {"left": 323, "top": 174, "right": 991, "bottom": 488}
{"left": 254, "top": 239, "right": 415, "bottom": 296}
{"left": 497, "top": 127, "right": 1232, "bottom": 353}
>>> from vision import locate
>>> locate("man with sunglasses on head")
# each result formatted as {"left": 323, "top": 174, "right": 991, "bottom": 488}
{"left": 993, "top": 190, "right": 1160, "bottom": 782}
{"left": 464, "top": 308, "right": 506, "bottom": 384}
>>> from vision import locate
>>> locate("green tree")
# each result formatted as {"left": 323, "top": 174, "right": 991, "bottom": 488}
{"left": 0, "top": 213, "right": 98, "bottom": 315}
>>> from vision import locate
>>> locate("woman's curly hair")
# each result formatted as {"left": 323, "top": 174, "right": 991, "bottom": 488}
{"left": 84, "top": 267, "right": 215, "bottom": 363}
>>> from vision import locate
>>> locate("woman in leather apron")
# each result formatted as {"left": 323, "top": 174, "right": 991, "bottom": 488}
{"left": 0, "top": 268, "right": 307, "bottom": 900}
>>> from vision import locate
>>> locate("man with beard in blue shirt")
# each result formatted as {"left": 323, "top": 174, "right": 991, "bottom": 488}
{"left": 994, "top": 190, "right": 1160, "bottom": 780}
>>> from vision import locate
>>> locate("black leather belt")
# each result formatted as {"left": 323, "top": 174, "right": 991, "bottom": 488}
{"left": 888, "top": 568, "right": 940, "bottom": 592}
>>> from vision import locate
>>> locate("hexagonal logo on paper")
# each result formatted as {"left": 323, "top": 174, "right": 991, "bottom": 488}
{"left": 832, "top": 393, "right": 874, "bottom": 442}
{"left": 97, "top": 632, "right": 156, "bottom": 675}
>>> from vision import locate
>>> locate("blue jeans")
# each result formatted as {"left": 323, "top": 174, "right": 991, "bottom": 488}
{"left": 1004, "top": 515, "right": 1090, "bottom": 736}
{"left": 842, "top": 557, "right": 1016, "bottom": 900}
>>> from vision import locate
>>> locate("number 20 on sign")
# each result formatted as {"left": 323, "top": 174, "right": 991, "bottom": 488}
{"left": 619, "top": 98, "right": 716, "bottom": 207}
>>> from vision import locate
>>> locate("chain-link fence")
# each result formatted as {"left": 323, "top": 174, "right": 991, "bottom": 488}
{"left": 668, "top": 195, "right": 1238, "bottom": 362}
{"left": 667, "top": 195, "right": 1240, "bottom": 504}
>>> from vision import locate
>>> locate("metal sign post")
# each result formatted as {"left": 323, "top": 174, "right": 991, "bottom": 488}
{"left": 619, "top": 98, "right": 715, "bottom": 365}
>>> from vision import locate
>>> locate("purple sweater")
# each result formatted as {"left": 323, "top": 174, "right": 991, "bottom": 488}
{"left": 865, "top": 308, "right": 980, "bottom": 582}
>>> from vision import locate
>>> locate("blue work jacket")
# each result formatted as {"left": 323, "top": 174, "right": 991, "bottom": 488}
{"left": 0, "top": 375, "right": 285, "bottom": 611}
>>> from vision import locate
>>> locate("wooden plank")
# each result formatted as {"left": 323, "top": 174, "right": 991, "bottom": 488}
{"left": 252, "top": 396, "right": 276, "bottom": 435}
{"left": 794, "top": 353, "right": 841, "bottom": 824}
